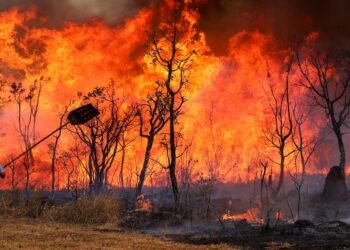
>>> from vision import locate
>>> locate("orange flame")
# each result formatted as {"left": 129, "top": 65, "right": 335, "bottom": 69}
{"left": 0, "top": 3, "right": 338, "bottom": 190}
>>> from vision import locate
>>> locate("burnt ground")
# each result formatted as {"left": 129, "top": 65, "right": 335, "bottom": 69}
{"left": 121, "top": 189, "right": 350, "bottom": 249}
{"left": 120, "top": 209, "right": 350, "bottom": 249}
{"left": 163, "top": 220, "right": 350, "bottom": 249}
{"left": 2, "top": 215, "right": 350, "bottom": 249}
{"left": 123, "top": 209, "right": 350, "bottom": 249}
{"left": 3, "top": 184, "right": 350, "bottom": 249}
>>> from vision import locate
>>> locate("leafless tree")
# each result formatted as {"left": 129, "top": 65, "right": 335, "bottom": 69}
{"left": 72, "top": 83, "right": 135, "bottom": 195}
{"left": 48, "top": 103, "right": 71, "bottom": 195}
{"left": 135, "top": 85, "right": 169, "bottom": 198}
{"left": 259, "top": 159, "right": 269, "bottom": 207}
{"left": 204, "top": 101, "right": 224, "bottom": 182}
{"left": 117, "top": 131, "right": 135, "bottom": 190}
{"left": 6, "top": 156, "right": 20, "bottom": 191}
{"left": 9, "top": 79, "right": 43, "bottom": 195}
{"left": 118, "top": 133, "right": 126, "bottom": 189}
{"left": 196, "top": 173, "right": 216, "bottom": 222}
{"left": 69, "top": 139, "right": 90, "bottom": 191}
{"left": 296, "top": 50, "right": 350, "bottom": 172}
{"left": 289, "top": 161, "right": 304, "bottom": 220}
{"left": 57, "top": 151, "right": 78, "bottom": 191}
{"left": 291, "top": 103, "right": 321, "bottom": 175}
{"left": 148, "top": 10, "right": 196, "bottom": 213}
{"left": 248, "top": 152, "right": 271, "bottom": 207}
{"left": 263, "top": 58, "right": 294, "bottom": 196}
{"left": 177, "top": 140, "right": 197, "bottom": 215}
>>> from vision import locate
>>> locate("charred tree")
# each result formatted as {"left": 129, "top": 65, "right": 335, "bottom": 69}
{"left": 149, "top": 10, "right": 195, "bottom": 213}
{"left": 10, "top": 80, "right": 43, "bottom": 196}
{"left": 69, "top": 140, "right": 91, "bottom": 191}
{"left": 119, "top": 133, "right": 126, "bottom": 189}
{"left": 48, "top": 104, "right": 70, "bottom": 195}
{"left": 291, "top": 103, "right": 321, "bottom": 175}
{"left": 6, "top": 156, "right": 19, "bottom": 191}
{"left": 264, "top": 57, "right": 294, "bottom": 196}
{"left": 135, "top": 86, "right": 169, "bottom": 198}
{"left": 72, "top": 84, "right": 134, "bottom": 195}
{"left": 58, "top": 151, "right": 78, "bottom": 191}
{"left": 117, "top": 132, "right": 135, "bottom": 190}
{"left": 297, "top": 51, "right": 350, "bottom": 200}
{"left": 259, "top": 160, "right": 269, "bottom": 207}
{"left": 289, "top": 163, "right": 305, "bottom": 220}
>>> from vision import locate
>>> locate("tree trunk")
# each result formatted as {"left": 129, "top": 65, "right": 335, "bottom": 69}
{"left": 88, "top": 171, "right": 93, "bottom": 194}
{"left": 88, "top": 155, "right": 93, "bottom": 194}
{"left": 330, "top": 111, "right": 346, "bottom": 171}
{"left": 275, "top": 148, "right": 285, "bottom": 195}
{"left": 94, "top": 168, "right": 105, "bottom": 195}
{"left": 51, "top": 127, "right": 63, "bottom": 195}
{"left": 336, "top": 130, "right": 346, "bottom": 170}
{"left": 51, "top": 164, "right": 55, "bottom": 194}
{"left": 67, "top": 174, "right": 71, "bottom": 191}
{"left": 321, "top": 112, "right": 347, "bottom": 201}
{"left": 119, "top": 144, "right": 126, "bottom": 189}
{"left": 11, "top": 167, "right": 16, "bottom": 191}
{"left": 297, "top": 188, "right": 301, "bottom": 219}
{"left": 105, "top": 167, "right": 111, "bottom": 189}
{"left": 260, "top": 166, "right": 267, "bottom": 207}
{"left": 169, "top": 96, "right": 180, "bottom": 213}
{"left": 24, "top": 162, "right": 30, "bottom": 199}
{"left": 169, "top": 166, "right": 179, "bottom": 212}
{"left": 136, "top": 136, "right": 154, "bottom": 198}
{"left": 297, "top": 123, "right": 307, "bottom": 174}
{"left": 51, "top": 144, "right": 58, "bottom": 195}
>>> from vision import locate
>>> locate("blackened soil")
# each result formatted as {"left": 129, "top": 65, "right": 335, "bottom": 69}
{"left": 165, "top": 221, "right": 350, "bottom": 249}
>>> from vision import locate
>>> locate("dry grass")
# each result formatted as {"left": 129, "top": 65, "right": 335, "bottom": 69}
{"left": 0, "top": 191, "right": 46, "bottom": 218}
{"left": 0, "top": 192, "right": 122, "bottom": 225}
{"left": 0, "top": 217, "right": 233, "bottom": 249}
{"left": 45, "top": 195, "right": 121, "bottom": 225}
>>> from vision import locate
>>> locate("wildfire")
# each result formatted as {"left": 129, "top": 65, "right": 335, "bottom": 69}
{"left": 0, "top": 1, "right": 341, "bottom": 190}
{"left": 222, "top": 208, "right": 263, "bottom": 224}
{"left": 222, "top": 207, "right": 285, "bottom": 225}
{"left": 135, "top": 194, "right": 153, "bottom": 212}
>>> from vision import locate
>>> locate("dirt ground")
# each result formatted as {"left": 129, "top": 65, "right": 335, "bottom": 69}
{"left": 0, "top": 217, "right": 233, "bottom": 249}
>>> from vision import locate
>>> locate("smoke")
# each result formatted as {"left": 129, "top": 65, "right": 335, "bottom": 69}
{"left": 3, "top": 0, "right": 349, "bottom": 53}
{"left": 0, "top": 0, "right": 147, "bottom": 27}
{"left": 195, "top": 0, "right": 350, "bottom": 55}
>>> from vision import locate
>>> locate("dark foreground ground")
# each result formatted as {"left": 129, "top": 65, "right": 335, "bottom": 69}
{"left": 164, "top": 220, "right": 350, "bottom": 249}
{"left": 2, "top": 217, "right": 350, "bottom": 249}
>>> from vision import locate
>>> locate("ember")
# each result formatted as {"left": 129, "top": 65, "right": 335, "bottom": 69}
{"left": 222, "top": 208, "right": 263, "bottom": 224}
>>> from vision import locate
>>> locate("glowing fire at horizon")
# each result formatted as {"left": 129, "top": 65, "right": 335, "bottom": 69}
{"left": 0, "top": 1, "right": 348, "bottom": 191}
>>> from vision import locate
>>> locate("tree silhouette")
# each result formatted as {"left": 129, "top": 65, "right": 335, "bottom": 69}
{"left": 148, "top": 9, "right": 196, "bottom": 213}
{"left": 136, "top": 85, "right": 169, "bottom": 198}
